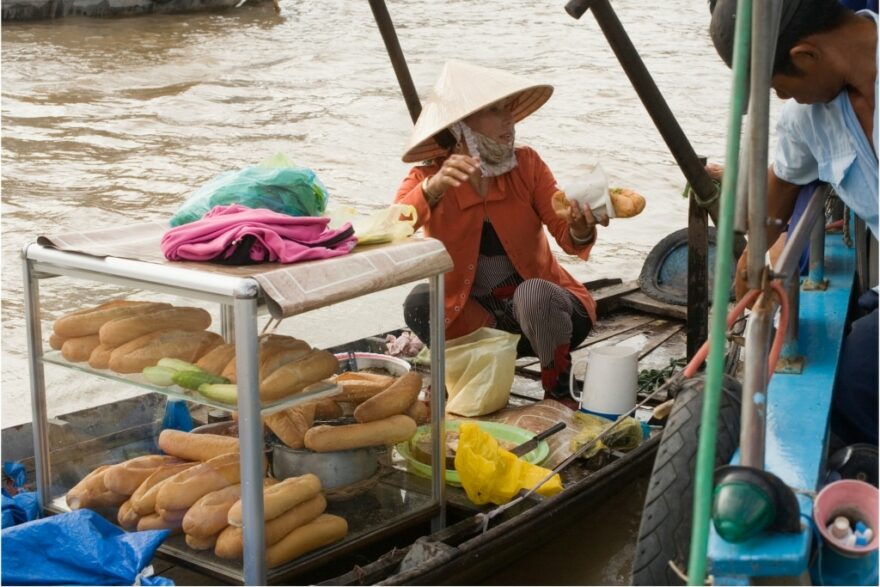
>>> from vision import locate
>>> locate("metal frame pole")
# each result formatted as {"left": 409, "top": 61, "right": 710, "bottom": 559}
{"left": 740, "top": 298, "right": 772, "bottom": 468}
{"left": 428, "top": 274, "right": 446, "bottom": 533}
{"left": 234, "top": 292, "right": 267, "bottom": 586}
{"left": 806, "top": 211, "right": 828, "bottom": 288}
{"left": 22, "top": 249, "right": 50, "bottom": 509}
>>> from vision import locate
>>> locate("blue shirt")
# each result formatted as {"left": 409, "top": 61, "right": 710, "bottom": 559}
{"left": 773, "top": 10, "right": 878, "bottom": 238}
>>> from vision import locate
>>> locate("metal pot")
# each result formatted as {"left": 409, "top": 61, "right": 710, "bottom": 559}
{"left": 270, "top": 443, "right": 378, "bottom": 490}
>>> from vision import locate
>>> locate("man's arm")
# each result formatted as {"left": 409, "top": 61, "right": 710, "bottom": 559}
{"left": 734, "top": 166, "right": 803, "bottom": 300}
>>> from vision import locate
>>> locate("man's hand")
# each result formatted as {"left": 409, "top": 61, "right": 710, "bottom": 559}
{"left": 569, "top": 199, "right": 610, "bottom": 241}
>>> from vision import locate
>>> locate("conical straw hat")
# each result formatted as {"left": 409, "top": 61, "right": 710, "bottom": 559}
{"left": 401, "top": 61, "right": 553, "bottom": 163}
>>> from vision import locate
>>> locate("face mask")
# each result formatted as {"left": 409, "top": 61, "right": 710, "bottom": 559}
{"left": 452, "top": 122, "right": 518, "bottom": 178}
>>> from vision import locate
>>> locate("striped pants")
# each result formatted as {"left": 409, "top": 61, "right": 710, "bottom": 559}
{"left": 402, "top": 278, "right": 592, "bottom": 369}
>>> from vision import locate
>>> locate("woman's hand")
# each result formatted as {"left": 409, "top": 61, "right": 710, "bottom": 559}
{"left": 569, "top": 200, "right": 609, "bottom": 242}
{"left": 423, "top": 154, "right": 480, "bottom": 203}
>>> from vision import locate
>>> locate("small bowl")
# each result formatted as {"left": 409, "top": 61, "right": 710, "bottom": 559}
{"left": 334, "top": 352, "right": 411, "bottom": 377}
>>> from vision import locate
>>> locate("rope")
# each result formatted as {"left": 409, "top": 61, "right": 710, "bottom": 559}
{"left": 682, "top": 179, "right": 722, "bottom": 209}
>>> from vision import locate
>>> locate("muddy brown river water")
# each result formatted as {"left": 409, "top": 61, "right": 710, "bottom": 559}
{"left": 1, "top": 1, "right": 780, "bottom": 582}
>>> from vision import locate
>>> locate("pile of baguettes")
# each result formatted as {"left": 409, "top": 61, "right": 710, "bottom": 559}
{"left": 66, "top": 431, "right": 347, "bottom": 568}
{"left": 266, "top": 370, "right": 429, "bottom": 452}
{"left": 49, "top": 299, "right": 340, "bottom": 403}
{"left": 50, "top": 300, "right": 222, "bottom": 373}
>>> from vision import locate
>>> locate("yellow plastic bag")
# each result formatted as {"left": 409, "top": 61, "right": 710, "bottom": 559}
{"left": 455, "top": 422, "right": 563, "bottom": 505}
{"left": 445, "top": 327, "right": 520, "bottom": 417}
{"left": 569, "top": 411, "right": 643, "bottom": 460}
{"left": 327, "top": 204, "right": 416, "bottom": 246}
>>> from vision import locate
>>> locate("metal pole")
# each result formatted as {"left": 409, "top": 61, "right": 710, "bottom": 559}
{"left": 564, "top": 0, "right": 719, "bottom": 212}
{"left": 234, "top": 294, "right": 266, "bottom": 586}
{"left": 733, "top": 123, "right": 750, "bottom": 234}
{"left": 807, "top": 210, "right": 827, "bottom": 286}
{"left": 774, "top": 184, "right": 828, "bottom": 280}
{"left": 22, "top": 249, "right": 50, "bottom": 509}
{"left": 740, "top": 297, "right": 772, "bottom": 469}
{"left": 745, "top": 0, "right": 775, "bottom": 289}
{"left": 220, "top": 304, "right": 235, "bottom": 343}
{"left": 779, "top": 273, "right": 801, "bottom": 366}
{"left": 428, "top": 274, "right": 446, "bottom": 533}
{"left": 368, "top": 0, "right": 455, "bottom": 149}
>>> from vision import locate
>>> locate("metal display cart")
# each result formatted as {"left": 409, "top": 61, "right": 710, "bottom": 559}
{"left": 22, "top": 236, "right": 453, "bottom": 585}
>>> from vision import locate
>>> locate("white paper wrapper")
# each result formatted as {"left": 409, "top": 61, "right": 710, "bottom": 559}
{"left": 558, "top": 163, "right": 616, "bottom": 219}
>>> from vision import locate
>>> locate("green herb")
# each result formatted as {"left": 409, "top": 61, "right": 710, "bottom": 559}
{"left": 638, "top": 357, "right": 686, "bottom": 394}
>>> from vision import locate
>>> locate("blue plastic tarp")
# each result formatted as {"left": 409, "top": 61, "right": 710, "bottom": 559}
{"left": 1, "top": 509, "right": 174, "bottom": 586}
{"left": 1, "top": 491, "right": 40, "bottom": 529}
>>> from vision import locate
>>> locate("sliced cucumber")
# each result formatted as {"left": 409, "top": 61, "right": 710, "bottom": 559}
{"left": 172, "top": 370, "right": 229, "bottom": 391}
{"left": 198, "top": 383, "right": 238, "bottom": 405}
{"left": 142, "top": 366, "right": 178, "bottom": 387}
{"left": 157, "top": 358, "right": 203, "bottom": 373}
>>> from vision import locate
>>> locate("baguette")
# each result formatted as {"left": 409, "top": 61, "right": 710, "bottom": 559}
{"left": 196, "top": 343, "right": 237, "bottom": 376}
{"left": 183, "top": 478, "right": 278, "bottom": 539}
{"left": 609, "top": 187, "right": 646, "bottom": 218}
{"left": 227, "top": 474, "right": 322, "bottom": 528}
{"left": 53, "top": 301, "right": 171, "bottom": 338}
{"left": 214, "top": 494, "right": 326, "bottom": 559}
{"left": 265, "top": 514, "right": 348, "bottom": 568}
{"left": 156, "top": 453, "right": 252, "bottom": 511}
{"left": 264, "top": 404, "right": 316, "bottom": 449}
{"left": 117, "top": 499, "right": 141, "bottom": 530}
{"left": 220, "top": 335, "right": 310, "bottom": 383}
{"left": 260, "top": 350, "right": 339, "bottom": 403}
{"left": 260, "top": 345, "right": 312, "bottom": 381}
{"left": 137, "top": 512, "right": 182, "bottom": 533}
{"left": 67, "top": 465, "right": 128, "bottom": 510}
{"left": 313, "top": 398, "right": 343, "bottom": 420}
{"left": 88, "top": 343, "right": 115, "bottom": 370}
{"left": 353, "top": 372, "right": 422, "bottom": 423}
{"left": 157, "top": 507, "right": 189, "bottom": 523}
{"left": 49, "top": 333, "right": 66, "bottom": 351}
{"left": 60, "top": 334, "right": 101, "bottom": 363}
{"left": 405, "top": 399, "right": 430, "bottom": 424}
{"left": 99, "top": 307, "right": 212, "bottom": 347}
{"left": 304, "top": 414, "right": 417, "bottom": 452}
{"left": 108, "top": 329, "right": 224, "bottom": 374}
{"left": 331, "top": 372, "right": 395, "bottom": 403}
{"left": 103, "top": 455, "right": 182, "bottom": 496}
{"left": 186, "top": 532, "right": 220, "bottom": 551}
{"left": 158, "top": 429, "right": 239, "bottom": 462}
{"left": 130, "top": 462, "right": 198, "bottom": 515}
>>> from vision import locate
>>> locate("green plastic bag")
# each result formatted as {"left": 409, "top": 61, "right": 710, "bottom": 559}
{"left": 170, "top": 154, "right": 329, "bottom": 226}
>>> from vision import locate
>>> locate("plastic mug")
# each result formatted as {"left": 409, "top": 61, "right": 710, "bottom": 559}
{"left": 569, "top": 345, "right": 639, "bottom": 419}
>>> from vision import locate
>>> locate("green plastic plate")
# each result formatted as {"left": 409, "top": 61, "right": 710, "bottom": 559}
{"left": 395, "top": 420, "right": 550, "bottom": 487}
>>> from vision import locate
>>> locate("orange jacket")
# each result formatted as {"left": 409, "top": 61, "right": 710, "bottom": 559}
{"left": 395, "top": 146, "right": 597, "bottom": 340}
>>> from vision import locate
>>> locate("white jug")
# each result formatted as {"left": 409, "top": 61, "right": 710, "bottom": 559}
{"left": 569, "top": 345, "right": 639, "bottom": 419}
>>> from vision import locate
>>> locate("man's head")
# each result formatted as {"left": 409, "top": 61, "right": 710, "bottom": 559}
{"left": 709, "top": 0, "right": 851, "bottom": 103}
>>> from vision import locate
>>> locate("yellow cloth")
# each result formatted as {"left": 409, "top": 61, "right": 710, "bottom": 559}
{"left": 454, "top": 422, "right": 563, "bottom": 505}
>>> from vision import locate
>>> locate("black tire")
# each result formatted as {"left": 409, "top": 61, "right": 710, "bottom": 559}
{"left": 638, "top": 227, "right": 734, "bottom": 307}
{"left": 631, "top": 374, "right": 742, "bottom": 586}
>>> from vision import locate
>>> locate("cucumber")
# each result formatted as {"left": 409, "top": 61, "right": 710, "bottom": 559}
{"left": 142, "top": 366, "right": 178, "bottom": 387}
{"left": 198, "top": 383, "right": 238, "bottom": 405}
{"left": 157, "top": 358, "right": 203, "bottom": 373}
{"left": 172, "top": 370, "right": 229, "bottom": 391}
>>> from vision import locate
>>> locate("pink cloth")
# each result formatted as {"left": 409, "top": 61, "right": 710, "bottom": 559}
{"left": 161, "top": 204, "right": 357, "bottom": 263}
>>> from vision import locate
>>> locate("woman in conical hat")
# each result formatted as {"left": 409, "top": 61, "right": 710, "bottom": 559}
{"left": 395, "top": 61, "right": 609, "bottom": 405}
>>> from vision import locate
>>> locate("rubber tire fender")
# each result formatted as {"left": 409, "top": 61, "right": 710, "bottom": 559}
{"left": 637, "top": 227, "right": 734, "bottom": 307}
{"left": 631, "top": 373, "right": 742, "bottom": 586}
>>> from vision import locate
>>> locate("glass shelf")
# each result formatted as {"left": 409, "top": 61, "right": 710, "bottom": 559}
{"left": 48, "top": 470, "right": 436, "bottom": 584}
{"left": 41, "top": 351, "right": 341, "bottom": 416}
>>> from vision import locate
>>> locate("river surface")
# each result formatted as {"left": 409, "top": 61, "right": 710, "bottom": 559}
{"left": 2, "top": 1, "right": 776, "bottom": 582}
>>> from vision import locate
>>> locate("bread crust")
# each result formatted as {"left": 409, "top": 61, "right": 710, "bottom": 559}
{"left": 304, "top": 414, "right": 417, "bottom": 452}
{"left": 108, "top": 329, "right": 224, "bottom": 374}
{"left": 353, "top": 372, "right": 422, "bottom": 423}
{"left": 99, "top": 306, "right": 212, "bottom": 347}
{"left": 157, "top": 429, "right": 239, "bottom": 462}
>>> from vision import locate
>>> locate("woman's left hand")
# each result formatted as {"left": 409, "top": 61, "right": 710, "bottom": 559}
{"left": 569, "top": 200, "right": 609, "bottom": 241}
